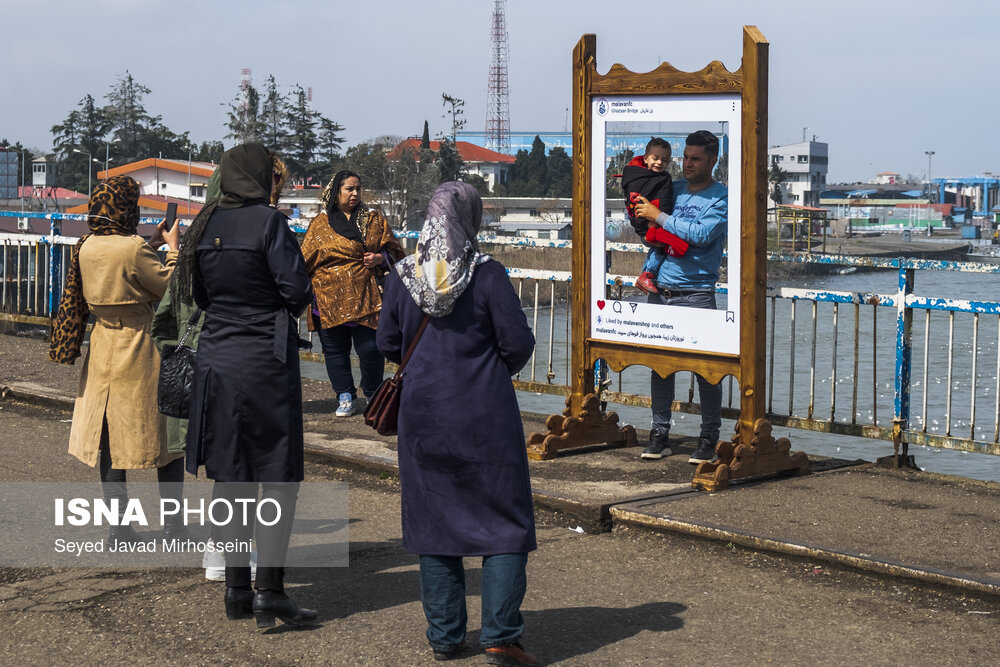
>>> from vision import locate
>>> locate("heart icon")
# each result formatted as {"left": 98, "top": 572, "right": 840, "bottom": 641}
{"left": 597, "top": 300, "right": 606, "bottom": 310}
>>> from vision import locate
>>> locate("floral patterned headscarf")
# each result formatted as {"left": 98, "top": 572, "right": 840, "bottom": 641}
{"left": 395, "top": 181, "right": 491, "bottom": 317}
{"left": 49, "top": 176, "right": 141, "bottom": 363}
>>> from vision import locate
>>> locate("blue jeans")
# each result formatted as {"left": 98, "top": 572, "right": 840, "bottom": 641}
{"left": 316, "top": 324, "right": 384, "bottom": 399}
{"left": 419, "top": 553, "right": 528, "bottom": 650}
{"left": 646, "top": 290, "right": 723, "bottom": 443}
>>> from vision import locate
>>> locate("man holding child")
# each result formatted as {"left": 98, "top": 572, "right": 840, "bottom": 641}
{"left": 632, "top": 129, "right": 728, "bottom": 464}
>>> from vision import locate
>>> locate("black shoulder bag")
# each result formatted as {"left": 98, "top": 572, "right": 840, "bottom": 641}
{"left": 157, "top": 308, "right": 202, "bottom": 419}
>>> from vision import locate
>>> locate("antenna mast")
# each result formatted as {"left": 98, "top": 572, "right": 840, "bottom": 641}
{"left": 485, "top": 0, "right": 510, "bottom": 154}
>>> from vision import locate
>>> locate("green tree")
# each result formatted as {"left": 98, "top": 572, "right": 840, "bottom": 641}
{"left": 436, "top": 138, "right": 464, "bottom": 183}
{"left": 463, "top": 173, "right": 490, "bottom": 196}
{"left": 768, "top": 163, "right": 788, "bottom": 205}
{"left": 104, "top": 71, "right": 156, "bottom": 160}
{"left": 193, "top": 141, "right": 224, "bottom": 163}
{"left": 523, "top": 135, "right": 548, "bottom": 194}
{"left": 283, "top": 84, "right": 319, "bottom": 177}
{"left": 546, "top": 146, "right": 572, "bottom": 197}
{"left": 420, "top": 120, "right": 431, "bottom": 150}
{"left": 506, "top": 136, "right": 550, "bottom": 196}
{"left": 316, "top": 116, "right": 346, "bottom": 166}
{"left": 606, "top": 148, "right": 634, "bottom": 196}
{"left": 339, "top": 137, "right": 436, "bottom": 229}
{"left": 143, "top": 121, "right": 191, "bottom": 159}
{"left": 260, "top": 75, "right": 286, "bottom": 154}
{"left": 225, "top": 82, "right": 263, "bottom": 144}
{"left": 51, "top": 94, "right": 111, "bottom": 193}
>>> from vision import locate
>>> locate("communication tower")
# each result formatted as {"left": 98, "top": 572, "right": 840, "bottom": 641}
{"left": 239, "top": 67, "right": 252, "bottom": 115}
{"left": 485, "top": 0, "right": 511, "bottom": 154}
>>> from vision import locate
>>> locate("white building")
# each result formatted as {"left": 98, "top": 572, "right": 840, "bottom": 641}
{"left": 97, "top": 158, "right": 216, "bottom": 203}
{"left": 65, "top": 158, "right": 217, "bottom": 218}
{"left": 871, "top": 171, "right": 900, "bottom": 185}
{"left": 768, "top": 140, "right": 828, "bottom": 207}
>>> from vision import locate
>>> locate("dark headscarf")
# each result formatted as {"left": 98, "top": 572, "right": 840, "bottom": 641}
{"left": 321, "top": 169, "right": 365, "bottom": 243}
{"left": 49, "top": 176, "right": 141, "bottom": 363}
{"left": 395, "top": 181, "right": 491, "bottom": 317}
{"left": 173, "top": 142, "right": 274, "bottom": 304}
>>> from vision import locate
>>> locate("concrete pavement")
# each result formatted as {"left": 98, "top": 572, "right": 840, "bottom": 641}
{"left": 2, "top": 331, "right": 1000, "bottom": 664}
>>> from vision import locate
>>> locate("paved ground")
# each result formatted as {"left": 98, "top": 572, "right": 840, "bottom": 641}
{"left": 2, "top": 331, "right": 1000, "bottom": 665}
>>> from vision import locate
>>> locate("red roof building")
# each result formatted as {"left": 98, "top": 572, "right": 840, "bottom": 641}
{"left": 388, "top": 139, "right": 513, "bottom": 190}
{"left": 93, "top": 157, "right": 216, "bottom": 206}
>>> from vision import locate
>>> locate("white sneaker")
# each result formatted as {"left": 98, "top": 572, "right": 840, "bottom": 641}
{"left": 203, "top": 546, "right": 225, "bottom": 581}
{"left": 203, "top": 547, "right": 256, "bottom": 581}
{"left": 335, "top": 392, "right": 354, "bottom": 417}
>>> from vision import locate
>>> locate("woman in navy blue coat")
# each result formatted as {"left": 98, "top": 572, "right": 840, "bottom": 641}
{"left": 174, "top": 142, "right": 317, "bottom": 629}
{"left": 377, "top": 182, "right": 539, "bottom": 664}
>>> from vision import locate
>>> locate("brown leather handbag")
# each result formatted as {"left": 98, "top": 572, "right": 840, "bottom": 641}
{"left": 364, "top": 315, "right": 430, "bottom": 436}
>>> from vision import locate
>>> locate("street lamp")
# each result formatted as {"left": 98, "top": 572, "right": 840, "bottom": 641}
{"left": 72, "top": 148, "right": 98, "bottom": 195}
{"left": 925, "top": 151, "right": 935, "bottom": 200}
{"left": 187, "top": 143, "right": 194, "bottom": 214}
{"left": 925, "top": 150, "right": 935, "bottom": 236}
{"left": 104, "top": 139, "right": 119, "bottom": 175}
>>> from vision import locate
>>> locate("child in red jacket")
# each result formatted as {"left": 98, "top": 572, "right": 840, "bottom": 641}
{"left": 621, "top": 137, "right": 688, "bottom": 294}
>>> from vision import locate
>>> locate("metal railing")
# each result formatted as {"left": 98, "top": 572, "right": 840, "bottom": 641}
{"left": 3, "top": 220, "right": 1000, "bottom": 459}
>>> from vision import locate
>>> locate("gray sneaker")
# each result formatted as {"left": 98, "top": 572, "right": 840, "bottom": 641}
{"left": 688, "top": 437, "right": 717, "bottom": 464}
{"left": 641, "top": 428, "right": 672, "bottom": 460}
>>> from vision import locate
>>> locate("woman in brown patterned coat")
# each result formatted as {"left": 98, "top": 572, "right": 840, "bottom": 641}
{"left": 301, "top": 170, "right": 405, "bottom": 416}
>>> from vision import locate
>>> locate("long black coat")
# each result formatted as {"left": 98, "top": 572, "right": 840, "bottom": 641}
{"left": 377, "top": 260, "right": 537, "bottom": 556}
{"left": 185, "top": 204, "right": 313, "bottom": 482}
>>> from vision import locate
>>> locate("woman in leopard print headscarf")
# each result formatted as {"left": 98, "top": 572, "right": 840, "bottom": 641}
{"left": 50, "top": 175, "right": 183, "bottom": 544}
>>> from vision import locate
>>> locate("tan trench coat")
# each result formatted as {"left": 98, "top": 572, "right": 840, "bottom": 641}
{"left": 67, "top": 235, "right": 180, "bottom": 469}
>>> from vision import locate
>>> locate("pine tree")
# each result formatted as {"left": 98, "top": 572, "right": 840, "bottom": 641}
{"left": 104, "top": 71, "right": 156, "bottom": 160}
{"left": 316, "top": 116, "right": 345, "bottom": 165}
{"left": 51, "top": 94, "right": 111, "bottom": 193}
{"left": 260, "top": 75, "right": 286, "bottom": 154}
{"left": 225, "top": 82, "right": 263, "bottom": 144}
{"left": 283, "top": 85, "right": 319, "bottom": 178}
{"left": 421, "top": 120, "right": 431, "bottom": 150}
{"left": 436, "top": 138, "right": 464, "bottom": 183}
{"left": 523, "top": 135, "right": 548, "bottom": 195}
{"left": 546, "top": 146, "right": 572, "bottom": 197}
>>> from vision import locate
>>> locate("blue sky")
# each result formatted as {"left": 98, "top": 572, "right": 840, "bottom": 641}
{"left": 2, "top": 0, "right": 997, "bottom": 183}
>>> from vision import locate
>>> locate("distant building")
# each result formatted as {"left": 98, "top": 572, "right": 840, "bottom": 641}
{"left": 63, "top": 157, "right": 217, "bottom": 217}
{"left": 102, "top": 157, "right": 214, "bottom": 204}
{"left": 481, "top": 197, "right": 630, "bottom": 240}
{"left": 871, "top": 171, "right": 899, "bottom": 185}
{"left": 388, "top": 139, "right": 515, "bottom": 191}
{"left": 768, "top": 140, "right": 828, "bottom": 207}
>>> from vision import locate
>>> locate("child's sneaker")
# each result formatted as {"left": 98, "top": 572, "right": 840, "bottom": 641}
{"left": 636, "top": 271, "right": 659, "bottom": 295}
{"left": 335, "top": 392, "right": 355, "bottom": 417}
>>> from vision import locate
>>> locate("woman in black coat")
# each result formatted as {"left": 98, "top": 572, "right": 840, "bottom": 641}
{"left": 377, "top": 182, "right": 539, "bottom": 664}
{"left": 175, "top": 142, "right": 316, "bottom": 629}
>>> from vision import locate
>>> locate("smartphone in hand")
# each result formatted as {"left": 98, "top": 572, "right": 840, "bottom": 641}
{"left": 163, "top": 203, "right": 178, "bottom": 232}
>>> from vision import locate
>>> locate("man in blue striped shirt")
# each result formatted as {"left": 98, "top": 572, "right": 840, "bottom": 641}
{"left": 633, "top": 130, "right": 727, "bottom": 464}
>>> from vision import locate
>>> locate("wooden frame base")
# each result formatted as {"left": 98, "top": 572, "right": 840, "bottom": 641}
{"left": 526, "top": 393, "right": 637, "bottom": 461}
{"left": 691, "top": 418, "right": 809, "bottom": 492}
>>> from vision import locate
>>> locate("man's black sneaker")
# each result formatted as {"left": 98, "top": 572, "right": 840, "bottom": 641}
{"left": 641, "top": 428, "right": 672, "bottom": 460}
{"left": 641, "top": 440, "right": 672, "bottom": 460}
{"left": 688, "top": 438, "right": 717, "bottom": 464}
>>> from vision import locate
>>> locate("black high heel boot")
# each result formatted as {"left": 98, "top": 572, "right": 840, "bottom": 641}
{"left": 106, "top": 524, "right": 141, "bottom": 548}
{"left": 252, "top": 590, "right": 318, "bottom": 629}
{"left": 224, "top": 586, "right": 255, "bottom": 620}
